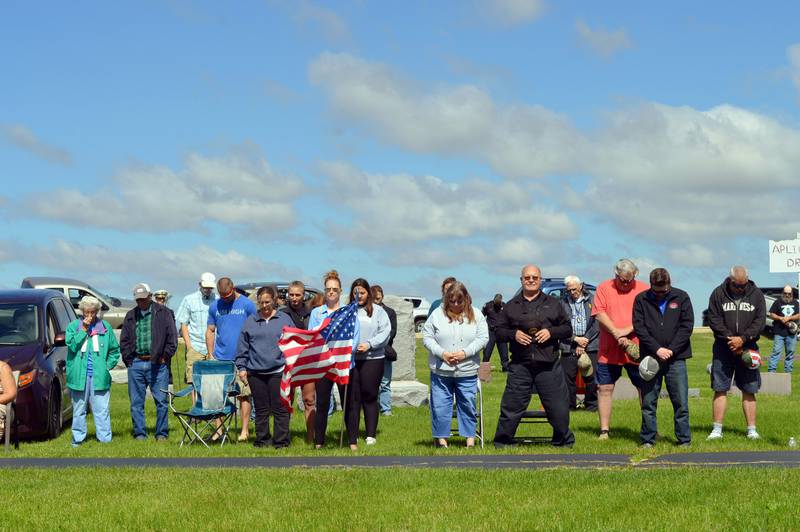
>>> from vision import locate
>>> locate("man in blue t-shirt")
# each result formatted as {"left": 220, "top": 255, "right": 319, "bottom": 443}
{"left": 206, "top": 277, "right": 256, "bottom": 441}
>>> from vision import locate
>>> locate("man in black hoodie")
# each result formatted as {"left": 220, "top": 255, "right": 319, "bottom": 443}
{"left": 706, "top": 265, "right": 766, "bottom": 441}
{"left": 632, "top": 268, "right": 694, "bottom": 447}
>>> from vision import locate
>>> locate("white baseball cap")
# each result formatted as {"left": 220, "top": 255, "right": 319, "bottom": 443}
{"left": 199, "top": 272, "right": 216, "bottom": 289}
{"left": 132, "top": 283, "right": 152, "bottom": 300}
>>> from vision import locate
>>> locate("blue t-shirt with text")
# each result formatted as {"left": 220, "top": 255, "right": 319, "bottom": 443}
{"left": 208, "top": 296, "right": 256, "bottom": 361}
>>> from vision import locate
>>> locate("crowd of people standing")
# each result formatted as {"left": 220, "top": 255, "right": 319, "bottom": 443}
{"left": 58, "top": 259, "right": 796, "bottom": 450}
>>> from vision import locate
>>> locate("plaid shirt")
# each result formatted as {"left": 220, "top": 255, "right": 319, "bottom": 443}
{"left": 135, "top": 308, "right": 153, "bottom": 355}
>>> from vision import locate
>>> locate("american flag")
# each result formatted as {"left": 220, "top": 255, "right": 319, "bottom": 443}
{"left": 278, "top": 302, "right": 358, "bottom": 411}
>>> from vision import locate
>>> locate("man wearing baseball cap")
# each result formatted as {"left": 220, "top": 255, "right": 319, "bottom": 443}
{"left": 706, "top": 265, "right": 766, "bottom": 441}
{"left": 591, "top": 258, "right": 649, "bottom": 440}
{"left": 632, "top": 268, "right": 694, "bottom": 448}
{"left": 175, "top": 272, "right": 217, "bottom": 389}
{"left": 120, "top": 282, "right": 178, "bottom": 441}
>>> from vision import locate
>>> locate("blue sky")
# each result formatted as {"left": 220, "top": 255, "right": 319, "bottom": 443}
{"left": 2, "top": 0, "right": 800, "bottom": 313}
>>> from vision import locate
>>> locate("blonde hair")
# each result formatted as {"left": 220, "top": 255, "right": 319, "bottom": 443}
{"left": 323, "top": 270, "right": 341, "bottom": 288}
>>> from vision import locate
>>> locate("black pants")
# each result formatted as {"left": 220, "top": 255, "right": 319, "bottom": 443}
{"left": 560, "top": 351, "right": 598, "bottom": 410}
{"left": 248, "top": 372, "right": 290, "bottom": 448}
{"left": 347, "top": 358, "right": 384, "bottom": 445}
{"left": 482, "top": 329, "right": 509, "bottom": 369}
{"left": 493, "top": 360, "right": 574, "bottom": 447}
{"left": 314, "top": 377, "right": 348, "bottom": 446}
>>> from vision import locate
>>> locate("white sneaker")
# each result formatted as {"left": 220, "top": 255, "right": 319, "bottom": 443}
{"left": 747, "top": 430, "right": 760, "bottom": 440}
{"left": 365, "top": 437, "right": 377, "bottom": 445}
{"left": 707, "top": 430, "right": 723, "bottom": 441}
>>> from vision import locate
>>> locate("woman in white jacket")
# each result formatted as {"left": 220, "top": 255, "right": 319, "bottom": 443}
{"left": 423, "top": 281, "right": 488, "bottom": 448}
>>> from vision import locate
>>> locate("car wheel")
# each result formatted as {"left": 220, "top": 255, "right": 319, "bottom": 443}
{"left": 414, "top": 319, "right": 425, "bottom": 333}
{"left": 46, "top": 383, "right": 63, "bottom": 440}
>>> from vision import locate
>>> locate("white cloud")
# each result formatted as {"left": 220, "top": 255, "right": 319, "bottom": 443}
{"left": 0, "top": 238, "right": 291, "bottom": 296}
{"left": 668, "top": 244, "right": 715, "bottom": 268}
{"left": 310, "top": 52, "right": 800, "bottom": 250}
{"left": 19, "top": 144, "right": 305, "bottom": 234}
{"left": 318, "top": 161, "right": 576, "bottom": 245}
{"left": 478, "top": 0, "right": 546, "bottom": 26}
{"left": 309, "top": 52, "right": 583, "bottom": 178}
{"left": 575, "top": 19, "right": 632, "bottom": 59}
{"left": 788, "top": 44, "right": 800, "bottom": 96}
{"left": 1, "top": 124, "right": 72, "bottom": 166}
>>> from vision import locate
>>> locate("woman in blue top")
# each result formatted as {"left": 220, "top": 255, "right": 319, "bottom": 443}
{"left": 347, "top": 278, "right": 391, "bottom": 449}
{"left": 311, "top": 270, "right": 360, "bottom": 449}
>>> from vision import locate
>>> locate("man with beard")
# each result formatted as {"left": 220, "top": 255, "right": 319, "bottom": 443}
{"left": 767, "top": 285, "right": 799, "bottom": 373}
{"left": 632, "top": 268, "right": 694, "bottom": 447}
{"left": 706, "top": 266, "right": 766, "bottom": 441}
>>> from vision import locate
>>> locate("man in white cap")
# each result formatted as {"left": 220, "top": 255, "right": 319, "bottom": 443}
{"left": 632, "top": 268, "right": 694, "bottom": 448}
{"left": 120, "top": 283, "right": 178, "bottom": 441}
{"left": 175, "top": 273, "right": 217, "bottom": 390}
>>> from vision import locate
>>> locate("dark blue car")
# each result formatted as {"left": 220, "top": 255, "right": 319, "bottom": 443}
{"left": 0, "top": 289, "right": 74, "bottom": 439}
{"left": 514, "top": 278, "right": 597, "bottom": 300}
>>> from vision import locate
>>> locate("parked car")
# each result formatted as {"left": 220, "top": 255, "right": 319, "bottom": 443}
{"left": 513, "top": 278, "right": 598, "bottom": 300}
{"left": 20, "top": 277, "right": 135, "bottom": 329}
{"left": 400, "top": 296, "right": 431, "bottom": 333}
{"left": 235, "top": 282, "right": 322, "bottom": 306}
{"left": 0, "top": 289, "right": 73, "bottom": 440}
{"left": 701, "top": 286, "right": 799, "bottom": 336}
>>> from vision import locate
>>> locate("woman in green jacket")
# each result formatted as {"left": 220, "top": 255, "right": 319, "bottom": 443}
{"left": 66, "top": 296, "right": 121, "bottom": 446}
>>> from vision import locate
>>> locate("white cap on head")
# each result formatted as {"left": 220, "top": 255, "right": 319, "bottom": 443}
{"left": 200, "top": 272, "right": 216, "bottom": 288}
{"left": 132, "top": 283, "right": 151, "bottom": 300}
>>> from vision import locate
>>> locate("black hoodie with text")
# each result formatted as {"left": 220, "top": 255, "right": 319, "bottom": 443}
{"left": 706, "top": 278, "right": 766, "bottom": 346}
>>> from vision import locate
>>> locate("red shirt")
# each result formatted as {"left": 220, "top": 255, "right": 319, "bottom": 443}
{"left": 591, "top": 279, "right": 649, "bottom": 365}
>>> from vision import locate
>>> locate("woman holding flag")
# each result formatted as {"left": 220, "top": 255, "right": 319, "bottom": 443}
{"left": 311, "top": 270, "right": 360, "bottom": 449}
{"left": 348, "top": 278, "right": 391, "bottom": 448}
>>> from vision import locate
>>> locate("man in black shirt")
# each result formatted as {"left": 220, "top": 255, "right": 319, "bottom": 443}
{"left": 482, "top": 293, "right": 509, "bottom": 371}
{"left": 767, "top": 285, "right": 800, "bottom": 373}
{"left": 493, "top": 265, "right": 575, "bottom": 448}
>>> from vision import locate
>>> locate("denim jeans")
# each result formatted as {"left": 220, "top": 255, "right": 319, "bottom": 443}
{"left": 429, "top": 372, "right": 477, "bottom": 438}
{"left": 379, "top": 360, "right": 393, "bottom": 414}
{"left": 768, "top": 334, "right": 797, "bottom": 373}
{"left": 640, "top": 359, "right": 690, "bottom": 445}
{"left": 127, "top": 359, "right": 170, "bottom": 438}
{"left": 70, "top": 374, "right": 112, "bottom": 443}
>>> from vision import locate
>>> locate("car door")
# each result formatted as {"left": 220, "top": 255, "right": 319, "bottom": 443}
{"left": 48, "top": 299, "right": 73, "bottom": 418}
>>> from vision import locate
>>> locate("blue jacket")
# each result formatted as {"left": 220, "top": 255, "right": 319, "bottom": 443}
{"left": 559, "top": 291, "right": 599, "bottom": 354}
{"left": 235, "top": 311, "right": 294, "bottom": 373}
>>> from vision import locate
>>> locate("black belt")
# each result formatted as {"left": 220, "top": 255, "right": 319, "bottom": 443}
{"left": 136, "top": 353, "right": 151, "bottom": 360}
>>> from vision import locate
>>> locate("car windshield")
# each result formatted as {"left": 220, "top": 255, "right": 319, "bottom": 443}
{"left": 87, "top": 284, "right": 114, "bottom": 302}
{"left": 0, "top": 304, "right": 39, "bottom": 345}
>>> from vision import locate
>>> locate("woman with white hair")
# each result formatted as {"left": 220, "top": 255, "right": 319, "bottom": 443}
{"left": 65, "top": 295, "right": 121, "bottom": 447}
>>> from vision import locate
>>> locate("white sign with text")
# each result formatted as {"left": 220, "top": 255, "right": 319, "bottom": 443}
{"left": 769, "top": 239, "right": 800, "bottom": 272}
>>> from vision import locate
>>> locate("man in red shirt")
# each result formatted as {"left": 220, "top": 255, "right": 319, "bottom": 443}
{"left": 591, "top": 259, "right": 649, "bottom": 440}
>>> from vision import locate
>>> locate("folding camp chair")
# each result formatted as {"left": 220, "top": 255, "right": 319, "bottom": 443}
{"left": 450, "top": 378, "right": 485, "bottom": 448}
{"left": 164, "top": 360, "right": 238, "bottom": 448}
{"left": 3, "top": 371, "right": 19, "bottom": 451}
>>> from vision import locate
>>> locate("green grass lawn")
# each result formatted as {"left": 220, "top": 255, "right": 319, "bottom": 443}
{"left": 3, "top": 467, "right": 800, "bottom": 530}
{"left": 5, "top": 330, "right": 799, "bottom": 457}
{"left": 3, "top": 330, "right": 800, "bottom": 531}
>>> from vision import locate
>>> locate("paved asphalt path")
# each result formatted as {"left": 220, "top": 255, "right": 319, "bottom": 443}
{"left": 1, "top": 452, "right": 799, "bottom": 469}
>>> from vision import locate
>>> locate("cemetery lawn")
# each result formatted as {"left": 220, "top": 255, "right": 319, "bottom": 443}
{"left": 3, "top": 466, "right": 800, "bottom": 530}
{"left": 5, "top": 330, "right": 799, "bottom": 458}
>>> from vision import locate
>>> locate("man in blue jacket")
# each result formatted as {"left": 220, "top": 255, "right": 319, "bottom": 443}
{"left": 632, "top": 268, "right": 694, "bottom": 447}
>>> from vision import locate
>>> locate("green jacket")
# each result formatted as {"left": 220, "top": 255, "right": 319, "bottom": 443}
{"left": 66, "top": 319, "right": 121, "bottom": 392}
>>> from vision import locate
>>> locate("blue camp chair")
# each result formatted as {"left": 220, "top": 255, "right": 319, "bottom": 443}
{"left": 165, "top": 360, "right": 238, "bottom": 448}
